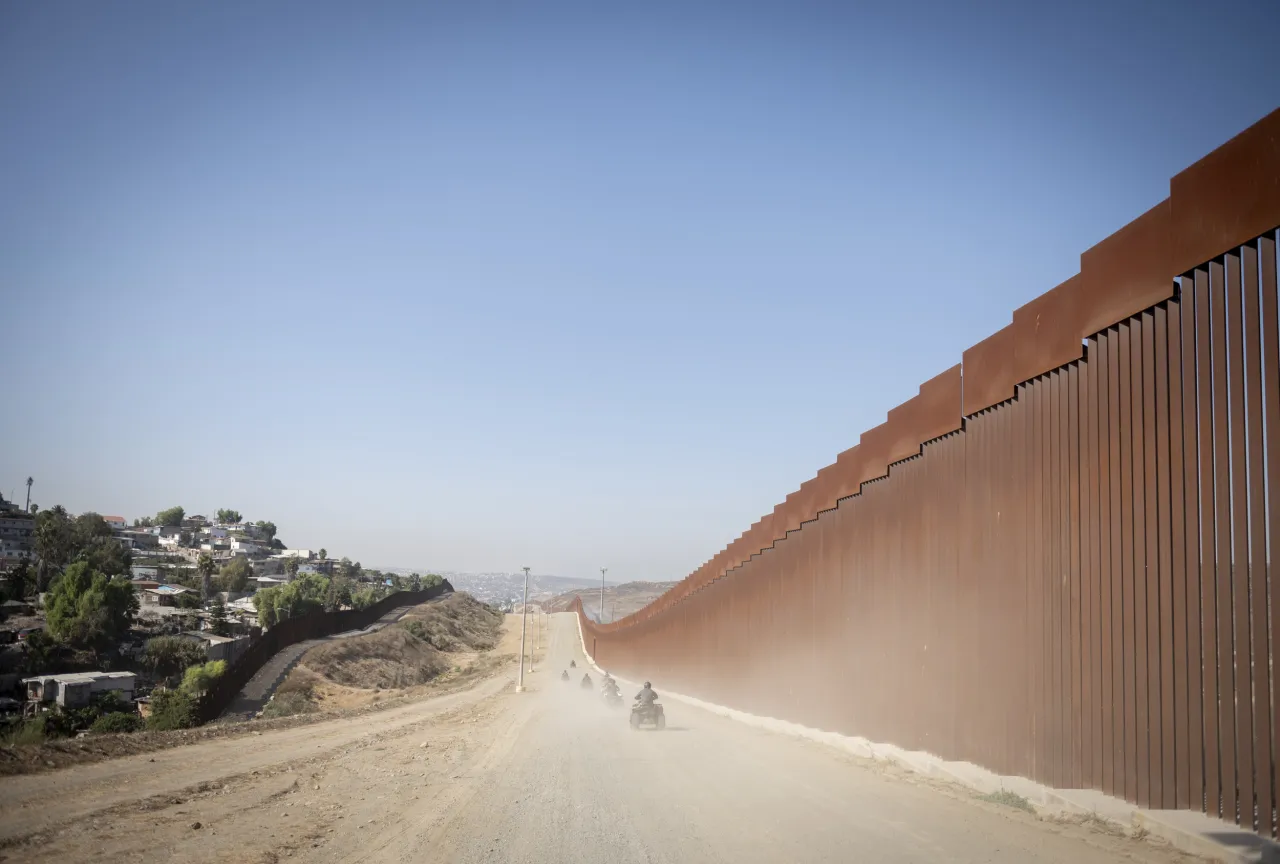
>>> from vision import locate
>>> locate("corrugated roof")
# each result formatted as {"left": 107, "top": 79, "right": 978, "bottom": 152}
{"left": 22, "top": 671, "right": 136, "bottom": 685}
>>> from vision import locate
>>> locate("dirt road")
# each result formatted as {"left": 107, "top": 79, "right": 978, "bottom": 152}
{"left": 0, "top": 613, "right": 1200, "bottom": 863}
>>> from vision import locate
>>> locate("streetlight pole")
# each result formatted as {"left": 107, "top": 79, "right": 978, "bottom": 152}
{"left": 600, "top": 567, "right": 607, "bottom": 623}
{"left": 517, "top": 566, "right": 530, "bottom": 692}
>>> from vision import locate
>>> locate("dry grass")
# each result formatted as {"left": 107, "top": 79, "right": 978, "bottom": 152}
{"left": 285, "top": 593, "right": 505, "bottom": 701}
{"left": 978, "top": 789, "right": 1036, "bottom": 813}
{"left": 398, "top": 593, "right": 505, "bottom": 652}
{"left": 302, "top": 626, "right": 449, "bottom": 689}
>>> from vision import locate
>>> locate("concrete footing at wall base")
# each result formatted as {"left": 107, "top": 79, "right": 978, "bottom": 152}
{"left": 575, "top": 616, "right": 1280, "bottom": 863}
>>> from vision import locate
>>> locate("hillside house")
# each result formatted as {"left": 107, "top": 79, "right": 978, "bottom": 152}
{"left": 0, "top": 506, "right": 35, "bottom": 571}
{"left": 118, "top": 530, "right": 159, "bottom": 550}
{"left": 177, "top": 631, "right": 248, "bottom": 664}
{"left": 143, "top": 585, "right": 192, "bottom": 606}
{"left": 1, "top": 599, "right": 34, "bottom": 617}
{"left": 230, "top": 538, "right": 266, "bottom": 557}
{"left": 24, "top": 671, "right": 136, "bottom": 711}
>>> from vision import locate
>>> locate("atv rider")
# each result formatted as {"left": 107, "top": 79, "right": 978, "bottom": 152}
{"left": 569, "top": 660, "right": 576, "bottom": 668}
{"left": 581, "top": 672, "right": 593, "bottom": 689}
{"left": 561, "top": 670, "right": 570, "bottom": 681}
{"left": 601, "top": 673, "right": 620, "bottom": 698}
{"left": 634, "top": 681, "right": 659, "bottom": 707}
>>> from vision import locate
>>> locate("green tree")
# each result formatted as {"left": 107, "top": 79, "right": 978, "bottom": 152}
{"left": 196, "top": 554, "right": 216, "bottom": 599}
{"left": 72, "top": 513, "right": 113, "bottom": 546}
{"left": 78, "top": 536, "right": 132, "bottom": 578}
{"left": 144, "top": 636, "right": 209, "bottom": 683}
{"left": 337, "top": 557, "right": 354, "bottom": 580}
{"left": 276, "top": 573, "right": 328, "bottom": 619}
{"left": 134, "top": 516, "right": 154, "bottom": 528}
{"left": 34, "top": 505, "right": 74, "bottom": 591}
{"left": 254, "top": 520, "right": 277, "bottom": 542}
{"left": 45, "top": 561, "right": 139, "bottom": 651}
{"left": 178, "top": 530, "right": 194, "bottom": 547}
{"left": 216, "top": 509, "right": 242, "bottom": 525}
{"left": 253, "top": 587, "right": 280, "bottom": 628}
{"left": 318, "top": 548, "right": 327, "bottom": 561}
{"left": 409, "top": 573, "right": 422, "bottom": 592}
{"left": 19, "top": 629, "right": 59, "bottom": 675}
{"left": 208, "top": 596, "right": 232, "bottom": 636}
{"left": 324, "top": 575, "right": 352, "bottom": 611}
{"left": 181, "top": 659, "right": 226, "bottom": 697}
{"left": 284, "top": 556, "right": 301, "bottom": 579}
{"left": 146, "top": 689, "right": 196, "bottom": 730}
{"left": 350, "top": 585, "right": 385, "bottom": 610}
{"left": 155, "top": 506, "right": 185, "bottom": 527}
{"left": 422, "top": 573, "right": 444, "bottom": 589}
{"left": 216, "top": 557, "right": 252, "bottom": 593}
{"left": 6, "top": 560, "right": 35, "bottom": 600}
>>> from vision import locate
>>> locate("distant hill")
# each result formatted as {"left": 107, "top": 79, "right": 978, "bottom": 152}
{"left": 369, "top": 569, "right": 633, "bottom": 609}
{"left": 546, "top": 581, "right": 677, "bottom": 623}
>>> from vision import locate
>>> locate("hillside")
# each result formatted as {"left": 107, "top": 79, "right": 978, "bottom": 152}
{"left": 545, "top": 580, "right": 677, "bottom": 622}
{"left": 266, "top": 592, "right": 507, "bottom": 716}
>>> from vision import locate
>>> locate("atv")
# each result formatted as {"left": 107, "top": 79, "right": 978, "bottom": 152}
{"left": 601, "top": 685, "right": 623, "bottom": 707}
{"left": 569, "top": 660, "right": 577, "bottom": 668}
{"left": 561, "top": 670, "right": 570, "bottom": 682}
{"left": 580, "top": 674, "right": 593, "bottom": 690}
{"left": 629, "top": 700, "right": 665, "bottom": 730}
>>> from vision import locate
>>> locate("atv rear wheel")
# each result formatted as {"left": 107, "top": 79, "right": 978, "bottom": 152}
{"left": 656, "top": 714, "right": 666, "bottom": 730}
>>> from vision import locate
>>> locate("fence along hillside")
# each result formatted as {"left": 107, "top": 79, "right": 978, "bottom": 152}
{"left": 578, "top": 107, "right": 1280, "bottom": 838}
{"left": 197, "top": 581, "right": 453, "bottom": 722}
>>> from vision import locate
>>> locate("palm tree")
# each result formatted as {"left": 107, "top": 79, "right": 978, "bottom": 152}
{"left": 25, "top": 477, "right": 33, "bottom": 512}
{"left": 197, "top": 553, "right": 216, "bottom": 601}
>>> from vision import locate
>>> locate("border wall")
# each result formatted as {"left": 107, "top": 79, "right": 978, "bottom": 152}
{"left": 196, "top": 580, "right": 453, "bottom": 722}
{"left": 578, "top": 108, "right": 1280, "bottom": 838}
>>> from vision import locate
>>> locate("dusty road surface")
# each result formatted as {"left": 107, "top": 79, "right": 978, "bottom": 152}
{"left": 0, "top": 613, "right": 1200, "bottom": 863}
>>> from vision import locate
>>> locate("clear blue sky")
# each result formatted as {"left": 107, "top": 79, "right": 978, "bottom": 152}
{"left": 2, "top": 1, "right": 1278, "bottom": 579}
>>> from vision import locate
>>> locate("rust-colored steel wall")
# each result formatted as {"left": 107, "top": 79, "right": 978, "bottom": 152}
{"left": 576, "top": 107, "right": 1280, "bottom": 838}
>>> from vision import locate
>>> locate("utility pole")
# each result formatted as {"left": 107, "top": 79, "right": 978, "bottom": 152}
{"left": 600, "top": 567, "right": 607, "bottom": 624}
{"left": 516, "top": 566, "right": 530, "bottom": 692}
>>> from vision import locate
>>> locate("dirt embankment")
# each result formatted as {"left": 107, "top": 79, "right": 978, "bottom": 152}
{"left": 267, "top": 593, "right": 506, "bottom": 716}
{"left": 0, "top": 594, "right": 512, "bottom": 777}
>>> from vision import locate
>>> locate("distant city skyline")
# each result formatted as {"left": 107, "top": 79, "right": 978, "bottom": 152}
{"left": 5, "top": 1, "right": 1279, "bottom": 581}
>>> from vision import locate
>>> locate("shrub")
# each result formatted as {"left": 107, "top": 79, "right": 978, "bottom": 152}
{"left": 180, "top": 660, "right": 226, "bottom": 697}
{"left": 1, "top": 717, "right": 47, "bottom": 747}
{"left": 146, "top": 689, "right": 196, "bottom": 730}
{"left": 90, "top": 711, "right": 143, "bottom": 734}
{"left": 145, "top": 636, "right": 209, "bottom": 682}
{"left": 261, "top": 691, "right": 316, "bottom": 719}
